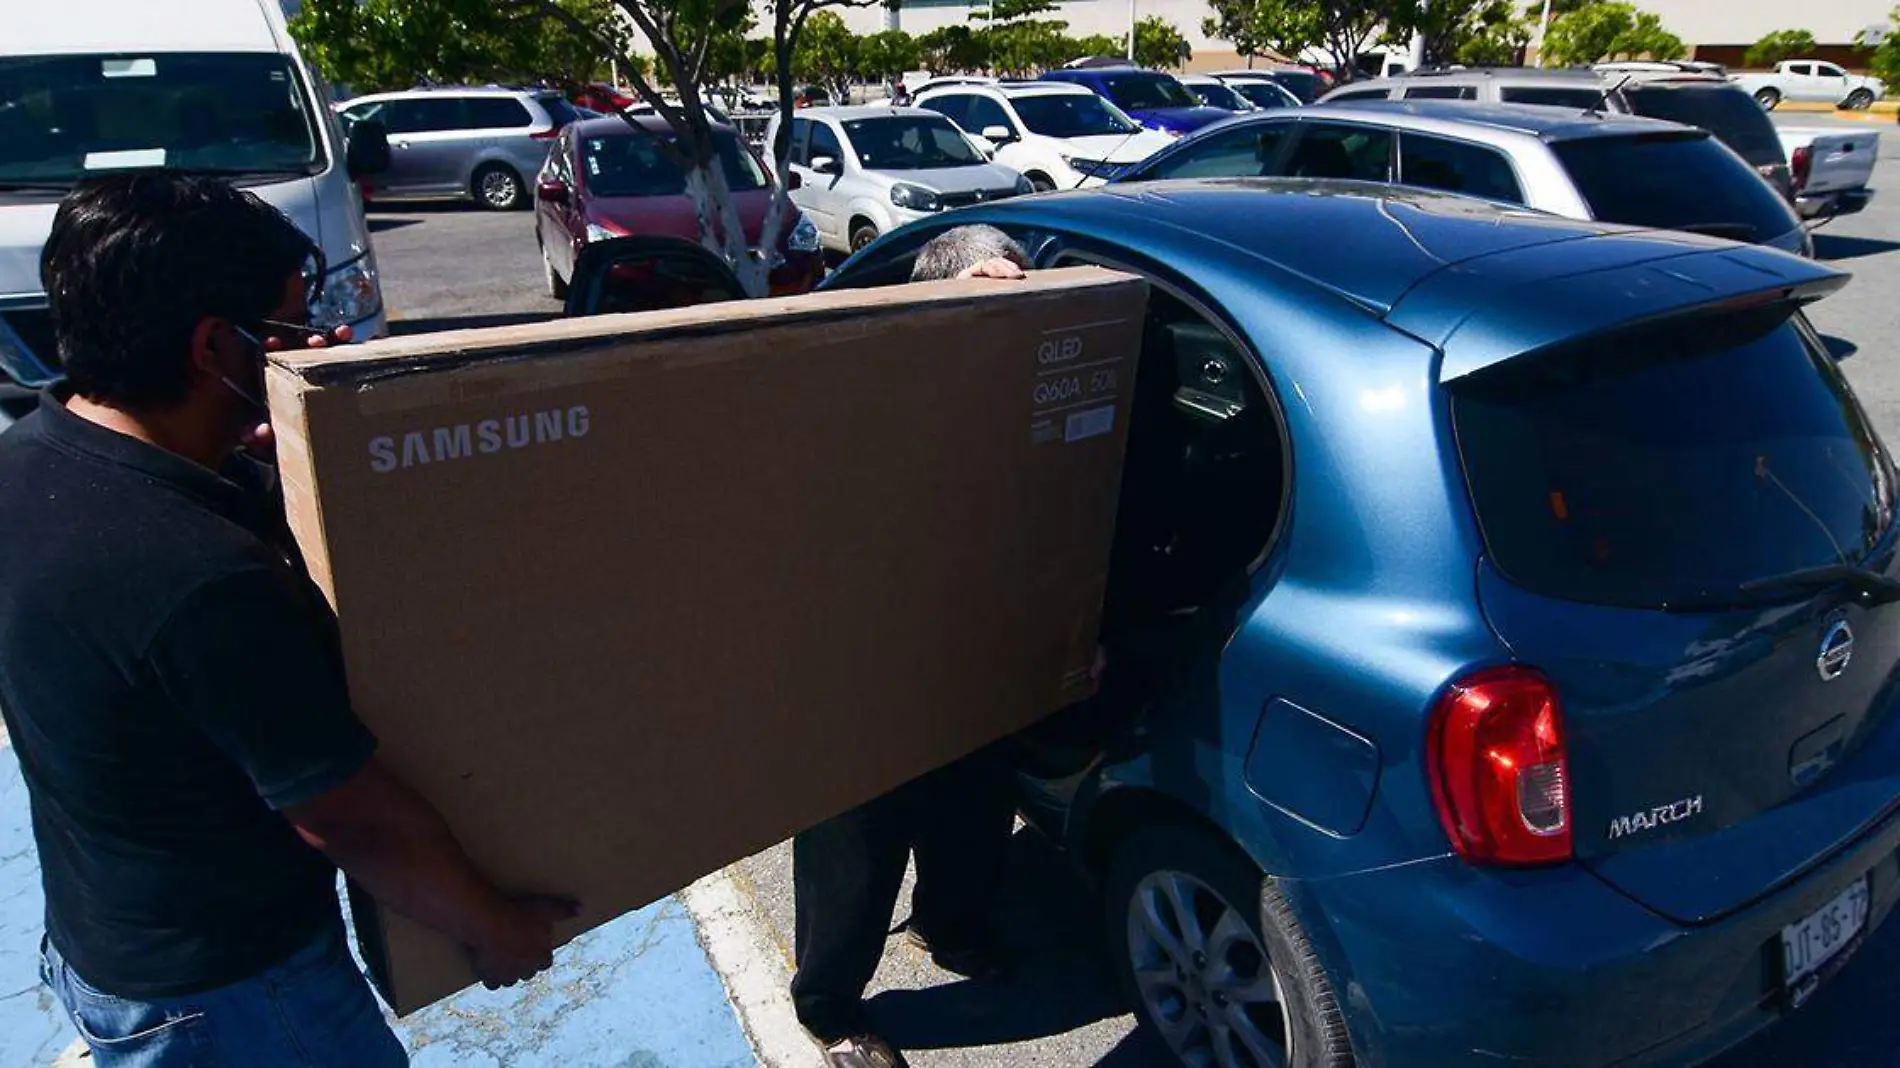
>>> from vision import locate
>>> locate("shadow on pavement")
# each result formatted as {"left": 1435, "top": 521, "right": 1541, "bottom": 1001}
{"left": 1813, "top": 234, "right": 1900, "bottom": 261}
{"left": 392, "top": 312, "right": 559, "bottom": 336}
{"left": 867, "top": 829, "right": 1129, "bottom": 1053}
{"left": 368, "top": 217, "right": 424, "bottom": 234}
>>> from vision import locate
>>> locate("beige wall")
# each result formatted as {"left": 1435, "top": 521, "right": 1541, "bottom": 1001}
{"left": 1627, "top": 0, "right": 1892, "bottom": 47}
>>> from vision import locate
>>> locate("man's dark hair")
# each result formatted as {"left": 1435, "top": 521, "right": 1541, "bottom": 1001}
{"left": 40, "top": 173, "right": 322, "bottom": 408}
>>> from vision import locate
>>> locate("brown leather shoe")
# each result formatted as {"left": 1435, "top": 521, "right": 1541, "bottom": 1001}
{"left": 821, "top": 1034, "right": 907, "bottom": 1068}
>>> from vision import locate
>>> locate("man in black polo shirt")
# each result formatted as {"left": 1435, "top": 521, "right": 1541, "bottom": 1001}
{"left": 0, "top": 174, "right": 573, "bottom": 1066}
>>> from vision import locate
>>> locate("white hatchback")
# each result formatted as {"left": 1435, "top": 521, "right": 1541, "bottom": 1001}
{"left": 914, "top": 81, "right": 1174, "bottom": 192}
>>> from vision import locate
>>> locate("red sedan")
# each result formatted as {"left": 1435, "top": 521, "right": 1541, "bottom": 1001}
{"left": 534, "top": 116, "right": 824, "bottom": 303}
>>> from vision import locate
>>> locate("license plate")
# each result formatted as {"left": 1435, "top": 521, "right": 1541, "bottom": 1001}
{"left": 1781, "top": 876, "right": 1870, "bottom": 993}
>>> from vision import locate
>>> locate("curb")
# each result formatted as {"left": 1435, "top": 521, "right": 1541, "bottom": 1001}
{"left": 1774, "top": 100, "right": 1899, "bottom": 118}
{"left": 681, "top": 867, "right": 824, "bottom": 1068}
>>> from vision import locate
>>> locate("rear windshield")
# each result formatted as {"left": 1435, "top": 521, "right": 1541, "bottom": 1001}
{"left": 1621, "top": 84, "right": 1783, "bottom": 164}
{"left": 537, "top": 94, "right": 584, "bottom": 128}
{"left": 1453, "top": 309, "right": 1891, "bottom": 609}
{"left": 1271, "top": 71, "right": 1327, "bottom": 103}
{"left": 580, "top": 132, "right": 766, "bottom": 196}
{"left": 1554, "top": 133, "right": 1798, "bottom": 243}
{"left": 1098, "top": 73, "right": 1199, "bottom": 111}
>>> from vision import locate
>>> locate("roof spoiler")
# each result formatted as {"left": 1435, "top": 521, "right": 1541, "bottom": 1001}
{"left": 1429, "top": 247, "right": 1848, "bottom": 383}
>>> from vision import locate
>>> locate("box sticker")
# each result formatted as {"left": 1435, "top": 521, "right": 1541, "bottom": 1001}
{"left": 1064, "top": 405, "right": 1115, "bottom": 443}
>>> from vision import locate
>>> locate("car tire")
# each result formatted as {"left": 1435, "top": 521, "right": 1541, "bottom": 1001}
{"left": 474, "top": 164, "right": 527, "bottom": 211}
{"left": 1845, "top": 89, "right": 1875, "bottom": 111}
{"left": 543, "top": 244, "right": 568, "bottom": 300}
{"left": 849, "top": 222, "right": 880, "bottom": 253}
{"left": 1105, "top": 822, "right": 1354, "bottom": 1068}
{"left": 1027, "top": 172, "right": 1058, "bottom": 193}
{"left": 1755, "top": 88, "right": 1782, "bottom": 111}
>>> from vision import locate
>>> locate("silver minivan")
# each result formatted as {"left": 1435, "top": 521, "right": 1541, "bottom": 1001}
{"left": 767, "top": 106, "right": 1029, "bottom": 254}
{"left": 336, "top": 87, "right": 580, "bottom": 211}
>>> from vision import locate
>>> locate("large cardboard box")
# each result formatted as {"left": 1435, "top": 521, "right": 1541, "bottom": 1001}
{"left": 266, "top": 268, "right": 1147, "bottom": 1013}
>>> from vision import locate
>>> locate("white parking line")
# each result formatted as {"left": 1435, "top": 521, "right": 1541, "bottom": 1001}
{"left": 681, "top": 865, "right": 823, "bottom": 1068}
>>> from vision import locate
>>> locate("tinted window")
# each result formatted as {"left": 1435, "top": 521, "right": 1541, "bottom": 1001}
{"left": 1098, "top": 73, "right": 1199, "bottom": 110}
{"left": 843, "top": 116, "right": 982, "bottom": 168}
{"left": 1284, "top": 123, "right": 1392, "bottom": 180}
{"left": 965, "top": 95, "right": 1016, "bottom": 135}
{"left": 787, "top": 118, "right": 812, "bottom": 166}
{"left": 464, "top": 97, "right": 533, "bottom": 129}
{"left": 1013, "top": 94, "right": 1139, "bottom": 137}
{"left": 1327, "top": 89, "right": 1392, "bottom": 103}
{"left": 1499, "top": 86, "right": 1605, "bottom": 108}
{"left": 1555, "top": 133, "right": 1798, "bottom": 242}
{"left": 1189, "top": 81, "right": 1249, "bottom": 111}
{"left": 918, "top": 94, "right": 970, "bottom": 129}
{"left": 0, "top": 53, "right": 319, "bottom": 185}
{"left": 1270, "top": 71, "right": 1327, "bottom": 103}
{"left": 1142, "top": 124, "right": 1290, "bottom": 179}
{"left": 1621, "top": 85, "right": 1782, "bottom": 165}
{"left": 383, "top": 98, "right": 463, "bottom": 134}
{"left": 807, "top": 121, "right": 844, "bottom": 163}
{"left": 536, "top": 94, "right": 582, "bottom": 128}
{"left": 1399, "top": 133, "right": 1522, "bottom": 203}
{"left": 1230, "top": 81, "right": 1296, "bottom": 109}
{"left": 1403, "top": 85, "right": 1476, "bottom": 100}
{"left": 580, "top": 131, "right": 767, "bottom": 196}
{"left": 1453, "top": 310, "right": 1890, "bottom": 609}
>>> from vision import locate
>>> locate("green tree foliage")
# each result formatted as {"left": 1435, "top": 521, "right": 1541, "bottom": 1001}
{"left": 1866, "top": 13, "right": 1900, "bottom": 94}
{"left": 1201, "top": 0, "right": 1325, "bottom": 65}
{"left": 917, "top": 24, "right": 987, "bottom": 71}
{"left": 1071, "top": 34, "right": 1123, "bottom": 59}
{"left": 791, "top": 10, "right": 861, "bottom": 99}
{"left": 858, "top": 30, "right": 923, "bottom": 82}
{"left": 1539, "top": 1, "right": 1683, "bottom": 65}
{"left": 1745, "top": 29, "right": 1819, "bottom": 68}
{"left": 1126, "top": 16, "right": 1192, "bottom": 69}
{"left": 289, "top": 0, "right": 626, "bottom": 91}
{"left": 1408, "top": 0, "right": 1531, "bottom": 66}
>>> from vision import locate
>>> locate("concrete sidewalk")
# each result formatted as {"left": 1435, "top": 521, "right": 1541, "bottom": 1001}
{"left": 0, "top": 739, "right": 758, "bottom": 1068}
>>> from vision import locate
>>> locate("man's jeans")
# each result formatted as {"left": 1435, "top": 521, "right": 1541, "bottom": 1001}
{"left": 41, "top": 928, "right": 407, "bottom": 1067}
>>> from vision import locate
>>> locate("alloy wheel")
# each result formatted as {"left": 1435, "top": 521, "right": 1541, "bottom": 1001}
{"left": 1127, "top": 870, "right": 1294, "bottom": 1068}
{"left": 481, "top": 169, "right": 521, "bottom": 210}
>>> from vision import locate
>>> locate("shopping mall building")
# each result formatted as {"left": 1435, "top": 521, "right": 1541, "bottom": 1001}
{"left": 845, "top": 0, "right": 1896, "bottom": 72}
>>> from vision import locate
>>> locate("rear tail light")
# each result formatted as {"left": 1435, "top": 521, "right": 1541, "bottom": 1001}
{"left": 1790, "top": 146, "right": 1813, "bottom": 193}
{"left": 1428, "top": 666, "right": 1572, "bottom": 866}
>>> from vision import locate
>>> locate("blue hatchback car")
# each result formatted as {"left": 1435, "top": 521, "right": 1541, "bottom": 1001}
{"left": 568, "top": 180, "right": 1897, "bottom": 1068}
{"left": 1041, "top": 67, "right": 1238, "bottom": 137}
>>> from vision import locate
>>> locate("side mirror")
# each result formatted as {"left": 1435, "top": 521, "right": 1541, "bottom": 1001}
{"left": 810, "top": 156, "right": 840, "bottom": 175}
{"left": 981, "top": 125, "right": 1015, "bottom": 144}
{"left": 536, "top": 179, "right": 570, "bottom": 205}
{"left": 345, "top": 120, "right": 391, "bottom": 178}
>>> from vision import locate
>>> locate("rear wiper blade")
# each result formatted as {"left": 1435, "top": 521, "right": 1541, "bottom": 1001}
{"left": 1663, "top": 564, "right": 1900, "bottom": 613}
{"left": 1678, "top": 222, "right": 1757, "bottom": 240}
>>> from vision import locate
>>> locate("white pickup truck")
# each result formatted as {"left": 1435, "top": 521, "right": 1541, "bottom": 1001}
{"left": 1733, "top": 61, "right": 1886, "bottom": 111}
{"left": 1778, "top": 127, "right": 1879, "bottom": 218}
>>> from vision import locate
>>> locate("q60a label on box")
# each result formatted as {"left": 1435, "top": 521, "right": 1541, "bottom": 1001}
{"left": 367, "top": 405, "right": 590, "bottom": 473}
{"left": 1029, "top": 330, "right": 1122, "bottom": 447}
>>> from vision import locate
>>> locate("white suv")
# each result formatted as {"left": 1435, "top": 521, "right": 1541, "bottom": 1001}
{"left": 915, "top": 81, "right": 1174, "bottom": 191}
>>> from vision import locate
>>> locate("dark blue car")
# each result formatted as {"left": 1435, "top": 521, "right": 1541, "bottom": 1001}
{"left": 568, "top": 180, "right": 1895, "bottom": 1068}
{"left": 1041, "top": 67, "right": 1236, "bottom": 137}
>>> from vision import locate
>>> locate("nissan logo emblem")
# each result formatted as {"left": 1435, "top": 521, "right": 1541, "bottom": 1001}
{"left": 1817, "top": 621, "right": 1855, "bottom": 682}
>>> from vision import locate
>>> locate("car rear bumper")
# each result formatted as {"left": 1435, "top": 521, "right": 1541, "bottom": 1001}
{"left": 1297, "top": 801, "right": 1900, "bottom": 1067}
{"left": 1797, "top": 188, "right": 1874, "bottom": 220}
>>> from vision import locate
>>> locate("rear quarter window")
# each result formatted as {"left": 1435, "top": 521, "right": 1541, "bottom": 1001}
{"left": 464, "top": 97, "right": 533, "bottom": 129}
{"left": 1554, "top": 133, "right": 1799, "bottom": 243}
{"left": 1452, "top": 309, "right": 1891, "bottom": 609}
{"left": 1621, "top": 85, "right": 1782, "bottom": 166}
{"left": 1499, "top": 86, "right": 1606, "bottom": 108}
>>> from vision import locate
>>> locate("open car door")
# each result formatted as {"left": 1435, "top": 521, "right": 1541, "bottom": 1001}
{"left": 563, "top": 235, "right": 748, "bottom": 319}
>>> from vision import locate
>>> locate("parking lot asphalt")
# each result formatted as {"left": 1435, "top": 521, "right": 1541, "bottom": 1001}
{"left": 365, "top": 120, "right": 1900, "bottom": 1068}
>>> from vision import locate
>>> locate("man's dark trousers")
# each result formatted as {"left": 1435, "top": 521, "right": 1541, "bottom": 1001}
{"left": 790, "top": 747, "right": 1016, "bottom": 1041}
